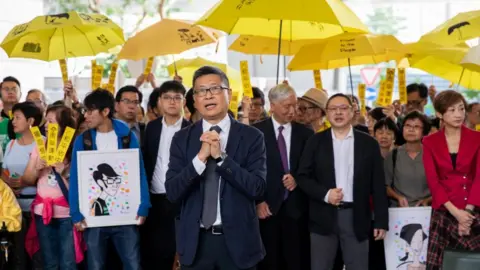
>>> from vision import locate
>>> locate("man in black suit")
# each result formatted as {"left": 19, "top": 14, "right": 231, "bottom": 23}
{"left": 253, "top": 84, "right": 313, "bottom": 270}
{"left": 165, "top": 66, "right": 267, "bottom": 270}
{"left": 297, "top": 93, "right": 388, "bottom": 270}
{"left": 141, "top": 80, "right": 191, "bottom": 269}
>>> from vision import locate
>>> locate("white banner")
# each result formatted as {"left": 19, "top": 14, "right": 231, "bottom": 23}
{"left": 384, "top": 207, "right": 432, "bottom": 270}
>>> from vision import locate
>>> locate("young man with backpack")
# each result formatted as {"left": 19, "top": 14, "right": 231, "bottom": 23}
{"left": 68, "top": 89, "right": 150, "bottom": 270}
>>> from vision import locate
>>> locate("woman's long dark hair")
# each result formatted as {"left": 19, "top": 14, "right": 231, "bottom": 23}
{"left": 45, "top": 105, "right": 77, "bottom": 163}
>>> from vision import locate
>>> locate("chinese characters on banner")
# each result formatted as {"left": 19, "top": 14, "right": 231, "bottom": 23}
{"left": 240, "top": 61, "right": 253, "bottom": 98}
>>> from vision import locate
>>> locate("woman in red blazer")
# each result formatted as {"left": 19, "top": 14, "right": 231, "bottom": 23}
{"left": 423, "top": 90, "right": 480, "bottom": 269}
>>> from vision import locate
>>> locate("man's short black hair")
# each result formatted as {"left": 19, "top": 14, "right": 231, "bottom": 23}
{"left": 2, "top": 76, "right": 21, "bottom": 88}
{"left": 115, "top": 85, "right": 143, "bottom": 103}
{"left": 403, "top": 111, "right": 431, "bottom": 136}
{"left": 185, "top": 88, "right": 195, "bottom": 115}
{"left": 12, "top": 101, "right": 42, "bottom": 126}
{"left": 407, "top": 83, "right": 428, "bottom": 99}
{"left": 84, "top": 89, "right": 115, "bottom": 118}
{"left": 467, "top": 102, "right": 480, "bottom": 113}
{"left": 192, "top": 66, "right": 229, "bottom": 88}
{"left": 326, "top": 93, "right": 353, "bottom": 108}
{"left": 368, "top": 107, "right": 387, "bottom": 122}
{"left": 252, "top": 86, "right": 265, "bottom": 105}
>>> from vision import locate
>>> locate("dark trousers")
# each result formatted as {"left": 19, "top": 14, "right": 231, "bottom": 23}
{"left": 12, "top": 211, "right": 42, "bottom": 270}
{"left": 182, "top": 231, "right": 256, "bottom": 270}
{"left": 140, "top": 193, "right": 177, "bottom": 270}
{"left": 258, "top": 205, "right": 307, "bottom": 270}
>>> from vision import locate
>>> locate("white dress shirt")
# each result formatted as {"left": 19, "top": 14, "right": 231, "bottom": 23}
{"left": 192, "top": 114, "right": 231, "bottom": 226}
{"left": 271, "top": 116, "right": 292, "bottom": 170}
{"left": 324, "top": 126, "right": 355, "bottom": 203}
{"left": 151, "top": 117, "right": 183, "bottom": 194}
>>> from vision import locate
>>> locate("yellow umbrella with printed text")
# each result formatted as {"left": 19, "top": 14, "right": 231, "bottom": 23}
{"left": 288, "top": 33, "right": 405, "bottom": 92}
{"left": 196, "top": 0, "right": 369, "bottom": 83}
{"left": 117, "top": 19, "right": 221, "bottom": 60}
{"left": 0, "top": 11, "right": 124, "bottom": 61}
{"left": 229, "top": 35, "right": 319, "bottom": 55}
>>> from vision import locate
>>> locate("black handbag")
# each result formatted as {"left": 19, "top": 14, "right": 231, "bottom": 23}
{"left": 442, "top": 249, "right": 480, "bottom": 270}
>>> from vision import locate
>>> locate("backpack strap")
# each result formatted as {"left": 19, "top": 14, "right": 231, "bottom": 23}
{"left": 52, "top": 168, "right": 69, "bottom": 202}
{"left": 391, "top": 148, "right": 398, "bottom": 188}
{"left": 83, "top": 130, "right": 93, "bottom": 151}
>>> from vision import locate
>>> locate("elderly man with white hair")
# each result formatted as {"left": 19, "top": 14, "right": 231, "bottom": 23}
{"left": 253, "top": 83, "right": 314, "bottom": 270}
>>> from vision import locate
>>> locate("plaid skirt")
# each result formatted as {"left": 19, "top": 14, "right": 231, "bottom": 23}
{"left": 427, "top": 209, "right": 480, "bottom": 270}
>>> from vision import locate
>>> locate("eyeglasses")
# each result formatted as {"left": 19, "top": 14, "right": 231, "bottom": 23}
{"left": 404, "top": 124, "right": 423, "bottom": 131}
{"left": 194, "top": 86, "right": 228, "bottom": 97}
{"left": 27, "top": 99, "right": 43, "bottom": 105}
{"left": 297, "top": 106, "right": 316, "bottom": 113}
{"left": 120, "top": 99, "right": 140, "bottom": 106}
{"left": 326, "top": 105, "right": 351, "bottom": 113}
{"left": 103, "top": 176, "right": 122, "bottom": 185}
{"left": 1, "top": 87, "right": 19, "bottom": 93}
{"left": 161, "top": 95, "right": 183, "bottom": 103}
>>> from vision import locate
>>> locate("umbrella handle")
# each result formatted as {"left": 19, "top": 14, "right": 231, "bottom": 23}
{"left": 348, "top": 58, "right": 354, "bottom": 96}
{"left": 276, "top": 20, "right": 283, "bottom": 85}
{"left": 456, "top": 67, "right": 465, "bottom": 91}
{"left": 172, "top": 55, "right": 178, "bottom": 77}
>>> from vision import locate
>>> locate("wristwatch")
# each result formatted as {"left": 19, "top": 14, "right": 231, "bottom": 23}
{"left": 215, "top": 152, "right": 227, "bottom": 163}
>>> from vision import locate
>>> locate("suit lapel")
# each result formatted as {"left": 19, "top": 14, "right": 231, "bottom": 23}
{"left": 324, "top": 129, "right": 337, "bottom": 186}
{"left": 188, "top": 121, "right": 203, "bottom": 161}
{"left": 151, "top": 118, "right": 163, "bottom": 167}
{"left": 266, "top": 118, "right": 284, "bottom": 170}
{"left": 289, "top": 123, "right": 301, "bottom": 173}
{"left": 221, "top": 117, "right": 242, "bottom": 194}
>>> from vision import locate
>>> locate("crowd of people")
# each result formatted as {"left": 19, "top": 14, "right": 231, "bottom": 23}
{"left": 0, "top": 66, "right": 480, "bottom": 270}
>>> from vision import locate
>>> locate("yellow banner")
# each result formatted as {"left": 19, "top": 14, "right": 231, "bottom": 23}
{"left": 358, "top": 83, "right": 366, "bottom": 116}
{"left": 59, "top": 59, "right": 68, "bottom": 84}
{"left": 93, "top": 65, "right": 104, "bottom": 90}
{"left": 384, "top": 68, "right": 395, "bottom": 106}
{"left": 46, "top": 123, "right": 59, "bottom": 165}
{"left": 476, "top": 124, "right": 480, "bottom": 131}
{"left": 91, "top": 60, "right": 97, "bottom": 90}
{"left": 398, "top": 68, "right": 407, "bottom": 105}
{"left": 107, "top": 62, "right": 118, "bottom": 94}
{"left": 8, "top": 110, "right": 12, "bottom": 120}
{"left": 240, "top": 61, "right": 253, "bottom": 98}
{"left": 55, "top": 127, "right": 76, "bottom": 163}
{"left": 376, "top": 80, "right": 387, "bottom": 107}
{"left": 229, "top": 91, "right": 239, "bottom": 119}
{"left": 143, "top": 57, "right": 154, "bottom": 76}
{"left": 313, "top": 70, "right": 323, "bottom": 90}
{"left": 30, "top": 126, "right": 47, "bottom": 161}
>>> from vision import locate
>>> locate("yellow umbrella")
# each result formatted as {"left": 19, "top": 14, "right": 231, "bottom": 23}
{"left": 288, "top": 33, "right": 405, "bottom": 70}
{"left": 1, "top": 11, "right": 124, "bottom": 61}
{"left": 118, "top": 19, "right": 221, "bottom": 60}
{"left": 408, "top": 53, "right": 480, "bottom": 90}
{"left": 166, "top": 57, "right": 243, "bottom": 92}
{"left": 229, "top": 35, "right": 319, "bottom": 55}
{"left": 196, "top": 0, "right": 368, "bottom": 40}
{"left": 420, "top": 10, "right": 480, "bottom": 46}
{"left": 196, "top": 0, "right": 368, "bottom": 83}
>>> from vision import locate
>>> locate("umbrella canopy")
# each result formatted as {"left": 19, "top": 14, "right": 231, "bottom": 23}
{"left": 288, "top": 33, "right": 405, "bottom": 71}
{"left": 118, "top": 19, "right": 221, "bottom": 60}
{"left": 460, "top": 45, "right": 480, "bottom": 73}
{"left": 229, "top": 35, "right": 319, "bottom": 55}
{"left": 195, "top": 0, "right": 368, "bottom": 40}
{"left": 420, "top": 10, "right": 480, "bottom": 46}
{"left": 1, "top": 11, "right": 124, "bottom": 61}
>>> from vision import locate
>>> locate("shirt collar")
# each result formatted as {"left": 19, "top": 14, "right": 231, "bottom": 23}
{"left": 162, "top": 116, "right": 183, "bottom": 128}
{"left": 331, "top": 125, "right": 354, "bottom": 141}
{"left": 271, "top": 116, "right": 292, "bottom": 132}
{"left": 202, "top": 114, "right": 230, "bottom": 133}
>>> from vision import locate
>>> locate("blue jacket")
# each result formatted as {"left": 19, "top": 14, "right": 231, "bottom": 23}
{"left": 69, "top": 119, "right": 151, "bottom": 223}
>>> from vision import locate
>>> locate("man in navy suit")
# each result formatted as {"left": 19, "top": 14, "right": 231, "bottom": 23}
{"left": 165, "top": 66, "right": 267, "bottom": 270}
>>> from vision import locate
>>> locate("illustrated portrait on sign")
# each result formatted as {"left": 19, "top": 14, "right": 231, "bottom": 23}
{"left": 397, "top": 223, "right": 427, "bottom": 270}
{"left": 90, "top": 163, "right": 123, "bottom": 216}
